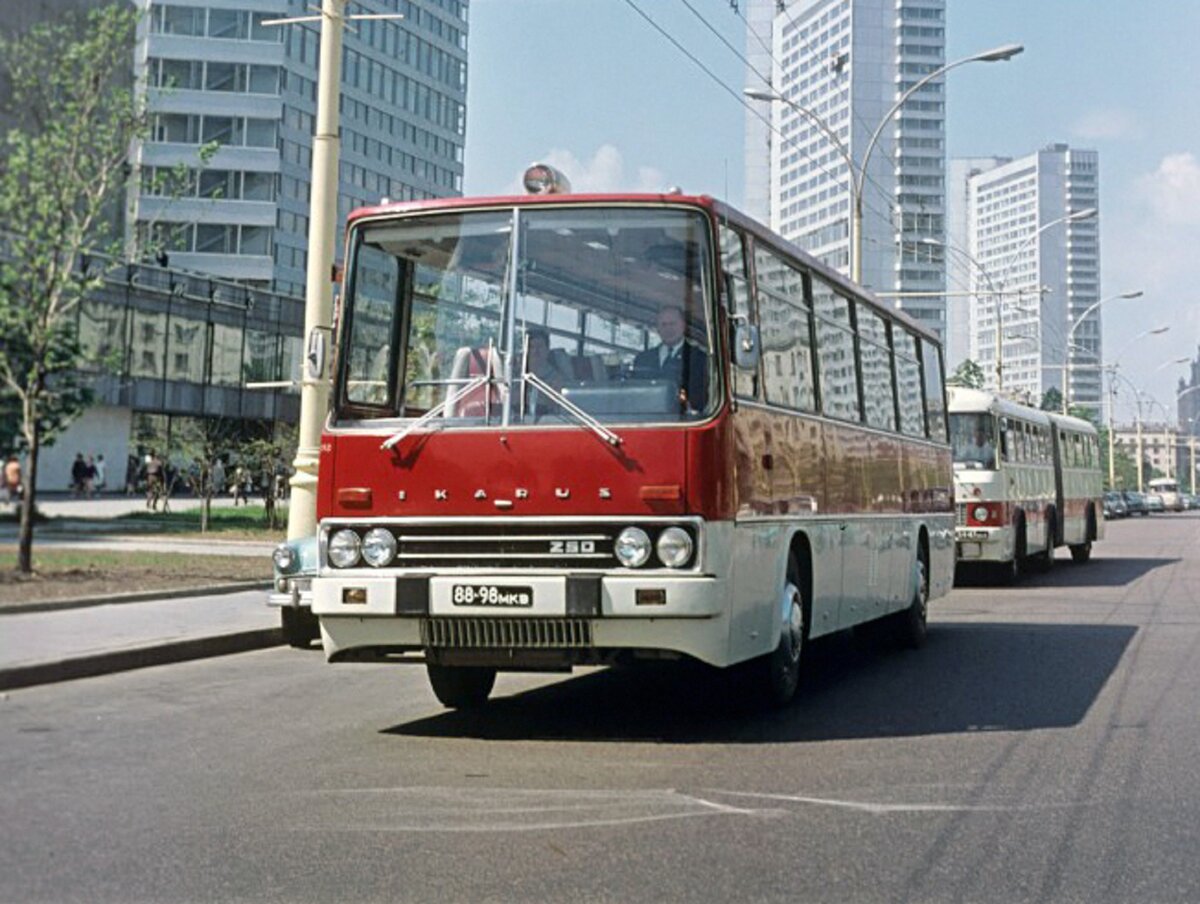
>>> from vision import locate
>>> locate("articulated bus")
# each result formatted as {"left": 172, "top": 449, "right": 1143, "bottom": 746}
{"left": 948, "top": 387, "right": 1103, "bottom": 579}
{"left": 309, "top": 166, "right": 955, "bottom": 709}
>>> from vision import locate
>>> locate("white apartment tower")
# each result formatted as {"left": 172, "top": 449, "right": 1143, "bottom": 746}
{"left": 961, "top": 144, "right": 1101, "bottom": 410}
{"left": 746, "top": 0, "right": 947, "bottom": 336}
{"left": 130, "top": 0, "right": 468, "bottom": 293}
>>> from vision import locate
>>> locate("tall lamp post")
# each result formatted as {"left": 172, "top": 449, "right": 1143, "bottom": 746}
{"left": 1102, "top": 327, "right": 1171, "bottom": 489}
{"left": 745, "top": 41, "right": 1023, "bottom": 285}
{"left": 1176, "top": 384, "right": 1200, "bottom": 493}
{"left": 993, "top": 206, "right": 1097, "bottom": 392}
{"left": 1062, "top": 290, "right": 1143, "bottom": 412}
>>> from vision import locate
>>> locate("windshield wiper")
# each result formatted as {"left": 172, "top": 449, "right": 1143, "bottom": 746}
{"left": 522, "top": 370, "right": 623, "bottom": 447}
{"left": 379, "top": 375, "right": 489, "bottom": 451}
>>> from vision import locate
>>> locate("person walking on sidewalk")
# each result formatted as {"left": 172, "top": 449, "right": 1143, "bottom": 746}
{"left": 145, "top": 452, "right": 164, "bottom": 511}
{"left": 71, "top": 453, "right": 88, "bottom": 497}
{"left": 94, "top": 454, "right": 107, "bottom": 494}
{"left": 3, "top": 455, "right": 20, "bottom": 504}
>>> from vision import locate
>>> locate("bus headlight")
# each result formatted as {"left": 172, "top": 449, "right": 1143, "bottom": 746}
{"left": 328, "top": 529, "right": 362, "bottom": 568}
{"left": 615, "top": 527, "right": 652, "bottom": 568}
{"left": 656, "top": 527, "right": 693, "bottom": 568}
{"left": 272, "top": 543, "right": 296, "bottom": 574}
{"left": 972, "top": 505, "right": 991, "bottom": 523}
{"left": 361, "top": 528, "right": 397, "bottom": 568}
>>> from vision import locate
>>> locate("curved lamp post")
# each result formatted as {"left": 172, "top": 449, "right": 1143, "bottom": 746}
{"left": 1062, "top": 289, "right": 1143, "bottom": 412}
{"left": 745, "top": 42, "right": 1023, "bottom": 285}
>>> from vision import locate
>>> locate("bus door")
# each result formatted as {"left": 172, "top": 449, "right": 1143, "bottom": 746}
{"left": 1051, "top": 428, "right": 1067, "bottom": 539}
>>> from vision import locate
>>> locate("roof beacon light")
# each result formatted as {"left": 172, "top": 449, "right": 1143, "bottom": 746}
{"left": 523, "top": 163, "right": 572, "bottom": 195}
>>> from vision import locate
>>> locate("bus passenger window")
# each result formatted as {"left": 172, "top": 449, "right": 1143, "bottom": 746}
{"left": 756, "top": 245, "right": 815, "bottom": 412}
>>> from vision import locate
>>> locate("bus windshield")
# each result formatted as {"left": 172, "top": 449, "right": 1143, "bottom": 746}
{"left": 950, "top": 412, "right": 998, "bottom": 470}
{"left": 338, "top": 206, "right": 717, "bottom": 427}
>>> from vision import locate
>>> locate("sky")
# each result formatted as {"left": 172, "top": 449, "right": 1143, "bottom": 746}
{"left": 462, "top": 0, "right": 1200, "bottom": 425}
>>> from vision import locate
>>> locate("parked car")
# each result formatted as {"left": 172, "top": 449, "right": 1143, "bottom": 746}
{"left": 1145, "top": 492, "right": 1166, "bottom": 513}
{"left": 1122, "top": 491, "right": 1150, "bottom": 516}
{"left": 1103, "top": 491, "right": 1128, "bottom": 519}
{"left": 1183, "top": 493, "right": 1200, "bottom": 510}
{"left": 269, "top": 535, "right": 319, "bottom": 648}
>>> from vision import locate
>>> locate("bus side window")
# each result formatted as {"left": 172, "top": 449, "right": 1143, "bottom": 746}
{"left": 999, "top": 417, "right": 1011, "bottom": 462}
{"left": 755, "top": 245, "right": 816, "bottom": 413}
{"left": 720, "top": 223, "right": 757, "bottom": 400}
{"left": 920, "top": 337, "right": 947, "bottom": 441}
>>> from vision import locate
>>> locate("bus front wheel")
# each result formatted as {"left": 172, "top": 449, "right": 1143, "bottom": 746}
{"left": 1069, "top": 541, "right": 1092, "bottom": 563}
{"left": 426, "top": 663, "right": 497, "bottom": 709}
{"left": 741, "top": 557, "right": 806, "bottom": 708}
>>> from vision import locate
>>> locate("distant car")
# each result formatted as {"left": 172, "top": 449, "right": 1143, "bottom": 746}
{"left": 269, "top": 535, "right": 320, "bottom": 648}
{"left": 1103, "top": 491, "right": 1127, "bottom": 519}
{"left": 1122, "top": 491, "right": 1149, "bottom": 516}
{"left": 1145, "top": 492, "right": 1165, "bottom": 513}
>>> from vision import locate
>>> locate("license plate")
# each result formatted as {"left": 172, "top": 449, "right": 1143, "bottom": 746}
{"left": 450, "top": 584, "right": 534, "bottom": 608}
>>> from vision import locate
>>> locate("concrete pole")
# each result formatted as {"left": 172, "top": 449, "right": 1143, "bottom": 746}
{"left": 1107, "top": 377, "right": 1116, "bottom": 489}
{"left": 287, "top": 0, "right": 345, "bottom": 541}
{"left": 1191, "top": 434, "right": 1196, "bottom": 495}
{"left": 1136, "top": 413, "right": 1144, "bottom": 493}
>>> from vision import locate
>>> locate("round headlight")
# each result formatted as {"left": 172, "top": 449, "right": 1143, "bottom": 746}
{"left": 972, "top": 505, "right": 990, "bottom": 523}
{"left": 328, "top": 529, "right": 362, "bottom": 568}
{"left": 272, "top": 543, "right": 296, "bottom": 573}
{"left": 361, "top": 527, "right": 397, "bottom": 568}
{"left": 656, "top": 527, "right": 694, "bottom": 568}
{"left": 615, "top": 526, "right": 652, "bottom": 568}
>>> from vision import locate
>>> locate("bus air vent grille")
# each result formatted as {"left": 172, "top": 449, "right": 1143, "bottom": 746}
{"left": 955, "top": 503, "right": 967, "bottom": 527}
{"left": 422, "top": 617, "right": 594, "bottom": 649}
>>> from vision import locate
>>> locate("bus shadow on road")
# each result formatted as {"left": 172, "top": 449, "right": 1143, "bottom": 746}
{"left": 384, "top": 621, "right": 1136, "bottom": 744}
{"left": 956, "top": 556, "right": 1177, "bottom": 589}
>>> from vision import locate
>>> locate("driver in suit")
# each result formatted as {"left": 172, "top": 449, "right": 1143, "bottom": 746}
{"left": 631, "top": 302, "right": 708, "bottom": 413}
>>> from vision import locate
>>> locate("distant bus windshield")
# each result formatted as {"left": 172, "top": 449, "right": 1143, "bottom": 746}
{"left": 338, "top": 206, "right": 717, "bottom": 425}
{"left": 950, "top": 412, "right": 998, "bottom": 470}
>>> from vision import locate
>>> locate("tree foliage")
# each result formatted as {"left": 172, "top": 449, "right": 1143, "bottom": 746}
{"left": 947, "top": 359, "right": 985, "bottom": 390}
{"left": 0, "top": 5, "right": 144, "bottom": 572}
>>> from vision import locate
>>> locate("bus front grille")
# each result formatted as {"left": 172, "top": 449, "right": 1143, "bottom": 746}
{"left": 422, "top": 617, "right": 594, "bottom": 649}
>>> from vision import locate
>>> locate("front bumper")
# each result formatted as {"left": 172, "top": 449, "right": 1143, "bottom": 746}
{"left": 955, "top": 525, "right": 1015, "bottom": 563}
{"left": 311, "top": 571, "right": 730, "bottom": 667}
{"left": 267, "top": 577, "right": 313, "bottom": 609}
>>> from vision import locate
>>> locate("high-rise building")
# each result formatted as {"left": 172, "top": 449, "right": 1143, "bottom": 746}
{"left": 745, "top": 0, "right": 947, "bottom": 336}
{"left": 944, "top": 156, "right": 1005, "bottom": 370}
{"left": 959, "top": 144, "right": 1101, "bottom": 410}
{"left": 131, "top": 0, "right": 468, "bottom": 294}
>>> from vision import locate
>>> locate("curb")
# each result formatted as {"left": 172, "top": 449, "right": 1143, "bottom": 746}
{"left": 1, "top": 581, "right": 272, "bottom": 615}
{"left": 0, "top": 627, "right": 285, "bottom": 692}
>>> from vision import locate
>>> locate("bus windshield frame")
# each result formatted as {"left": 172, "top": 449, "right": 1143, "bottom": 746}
{"left": 335, "top": 204, "right": 719, "bottom": 429}
{"left": 950, "top": 411, "right": 999, "bottom": 470}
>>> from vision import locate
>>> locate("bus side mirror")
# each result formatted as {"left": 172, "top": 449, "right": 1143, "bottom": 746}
{"left": 732, "top": 320, "right": 760, "bottom": 371}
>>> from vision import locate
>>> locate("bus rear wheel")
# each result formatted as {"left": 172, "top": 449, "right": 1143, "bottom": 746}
{"left": 426, "top": 664, "right": 496, "bottom": 709}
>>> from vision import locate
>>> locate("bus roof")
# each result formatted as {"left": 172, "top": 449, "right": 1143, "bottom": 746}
{"left": 345, "top": 192, "right": 943, "bottom": 346}
{"left": 947, "top": 387, "right": 1100, "bottom": 436}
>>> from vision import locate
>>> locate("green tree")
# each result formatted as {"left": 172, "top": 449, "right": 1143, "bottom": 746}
{"left": 1040, "top": 387, "right": 1063, "bottom": 412}
{"left": 0, "top": 6, "right": 145, "bottom": 572}
{"left": 947, "top": 358, "right": 985, "bottom": 390}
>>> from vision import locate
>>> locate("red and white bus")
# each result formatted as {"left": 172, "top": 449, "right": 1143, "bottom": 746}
{"left": 949, "top": 387, "right": 1103, "bottom": 579}
{"left": 310, "top": 168, "right": 956, "bottom": 709}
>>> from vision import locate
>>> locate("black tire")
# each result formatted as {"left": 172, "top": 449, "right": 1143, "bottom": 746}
{"left": 426, "top": 663, "right": 497, "bottom": 709}
{"left": 1032, "top": 522, "right": 1055, "bottom": 573}
{"left": 892, "top": 546, "right": 929, "bottom": 649}
{"left": 740, "top": 555, "right": 806, "bottom": 708}
{"left": 280, "top": 607, "right": 319, "bottom": 649}
{"left": 1000, "top": 519, "right": 1026, "bottom": 584}
{"left": 1069, "top": 541, "right": 1092, "bottom": 563}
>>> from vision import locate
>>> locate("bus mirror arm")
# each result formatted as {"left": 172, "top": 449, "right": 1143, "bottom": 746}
{"left": 730, "top": 317, "right": 760, "bottom": 371}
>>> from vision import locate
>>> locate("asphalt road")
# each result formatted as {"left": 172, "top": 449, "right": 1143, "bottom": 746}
{"left": 3, "top": 514, "right": 1199, "bottom": 903}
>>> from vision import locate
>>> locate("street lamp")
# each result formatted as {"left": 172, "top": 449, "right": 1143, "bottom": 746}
{"left": 745, "top": 41, "right": 1023, "bottom": 285}
{"left": 993, "top": 206, "right": 1097, "bottom": 393}
{"left": 1062, "top": 289, "right": 1143, "bottom": 413}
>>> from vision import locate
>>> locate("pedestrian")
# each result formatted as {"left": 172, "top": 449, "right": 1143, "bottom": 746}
{"left": 233, "top": 465, "right": 249, "bottom": 506}
{"left": 71, "top": 453, "right": 88, "bottom": 497}
{"left": 94, "top": 454, "right": 107, "bottom": 493}
{"left": 125, "top": 453, "right": 139, "bottom": 496}
{"left": 83, "top": 455, "right": 97, "bottom": 498}
{"left": 211, "top": 457, "right": 226, "bottom": 496}
{"left": 145, "top": 451, "right": 164, "bottom": 511}
{"left": 3, "top": 455, "right": 21, "bottom": 503}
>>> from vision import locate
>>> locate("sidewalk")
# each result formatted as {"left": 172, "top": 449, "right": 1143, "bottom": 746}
{"left": 0, "top": 588, "right": 287, "bottom": 692}
{"left": 0, "top": 496, "right": 294, "bottom": 690}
